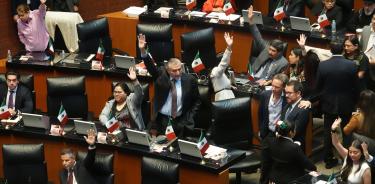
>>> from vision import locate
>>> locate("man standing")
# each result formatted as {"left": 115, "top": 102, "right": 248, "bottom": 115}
{"left": 59, "top": 129, "right": 97, "bottom": 184}
{"left": 0, "top": 71, "right": 33, "bottom": 115}
{"left": 12, "top": 0, "right": 40, "bottom": 22}
{"left": 16, "top": 0, "right": 49, "bottom": 52}
{"left": 247, "top": 6, "right": 288, "bottom": 86}
{"left": 138, "top": 34, "right": 201, "bottom": 138}
{"left": 316, "top": 40, "right": 359, "bottom": 169}
{"left": 258, "top": 73, "right": 289, "bottom": 139}
{"left": 280, "top": 80, "right": 309, "bottom": 152}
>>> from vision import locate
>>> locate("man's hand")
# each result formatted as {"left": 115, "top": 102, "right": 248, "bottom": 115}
{"left": 331, "top": 118, "right": 341, "bottom": 130}
{"left": 84, "top": 129, "right": 96, "bottom": 145}
{"left": 137, "top": 34, "right": 147, "bottom": 54}
{"left": 127, "top": 67, "right": 137, "bottom": 81}
{"left": 296, "top": 34, "right": 307, "bottom": 49}
{"left": 73, "top": 5, "right": 79, "bottom": 12}
{"left": 298, "top": 100, "right": 311, "bottom": 109}
{"left": 8, "top": 109, "right": 17, "bottom": 116}
{"left": 256, "top": 79, "right": 267, "bottom": 86}
{"left": 224, "top": 32, "right": 233, "bottom": 49}
{"left": 247, "top": 5, "right": 254, "bottom": 25}
{"left": 40, "top": 0, "right": 46, "bottom": 4}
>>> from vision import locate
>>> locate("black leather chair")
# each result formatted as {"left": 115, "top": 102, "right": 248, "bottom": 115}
{"left": 46, "top": 76, "right": 88, "bottom": 119}
{"left": 180, "top": 27, "right": 222, "bottom": 71}
{"left": 194, "top": 84, "right": 213, "bottom": 130}
{"left": 77, "top": 151, "right": 114, "bottom": 184}
{"left": 210, "top": 97, "right": 261, "bottom": 184}
{"left": 77, "top": 17, "right": 128, "bottom": 57}
{"left": 249, "top": 39, "right": 288, "bottom": 64}
{"left": 111, "top": 81, "right": 151, "bottom": 127}
{"left": 141, "top": 156, "right": 179, "bottom": 184}
{"left": 0, "top": 73, "right": 36, "bottom": 112}
{"left": 136, "top": 23, "right": 174, "bottom": 65}
{"left": 2, "top": 144, "right": 48, "bottom": 184}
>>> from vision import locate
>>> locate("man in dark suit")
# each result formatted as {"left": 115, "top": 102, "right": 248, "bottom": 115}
{"left": 268, "top": 0, "right": 305, "bottom": 20}
{"left": 11, "top": 0, "right": 40, "bottom": 22}
{"left": 0, "top": 71, "right": 33, "bottom": 115}
{"left": 138, "top": 34, "right": 201, "bottom": 138}
{"left": 346, "top": 0, "right": 375, "bottom": 33}
{"left": 259, "top": 73, "right": 289, "bottom": 139}
{"left": 311, "top": 0, "right": 345, "bottom": 31}
{"left": 316, "top": 40, "right": 359, "bottom": 168}
{"left": 247, "top": 6, "right": 288, "bottom": 86}
{"left": 59, "top": 129, "right": 97, "bottom": 184}
{"left": 280, "top": 80, "right": 309, "bottom": 152}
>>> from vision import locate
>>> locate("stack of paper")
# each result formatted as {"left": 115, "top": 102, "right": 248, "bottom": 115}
{"left": 189, "top": 11, "right": 207, "bottom": 17}
{"left": 204, "top": 145, "right": 227, "bottom": 160}
{"left": 154, "top": 7, "right": 173, "bottom": 14}
{"left": 123, "top": 6, "right": 146, "bottom": 18}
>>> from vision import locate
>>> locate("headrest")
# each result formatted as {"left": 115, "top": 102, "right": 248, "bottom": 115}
{"left": 3, "top": 144, "right": 44, "bottom": 164}
{"left": 137, "top": 23, "right": 173, "bottom": 41}
{"left": 77, "top": 17, "right": 109, "bottom": 41}
{"left": 77, "top": 151, "right": 114, "bottom": 174}
{"left": 47, "top": 76, "right": 85, "bottom": 96}
{"left": 181, "top": 27, "right": 215, "bottom": 50}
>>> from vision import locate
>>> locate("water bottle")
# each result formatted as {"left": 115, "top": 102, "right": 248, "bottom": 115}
{"left": 331, "top": 20, "right": 336, "bottom": 40}
{"left": 7, "top": 50, "right": 12, "bottom": 63}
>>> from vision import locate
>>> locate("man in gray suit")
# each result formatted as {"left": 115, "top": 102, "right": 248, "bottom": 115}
{"left": 247, "top": 5, "right": 288, "bottom": 86}
{"left": 361, "top": 13, "right": 375, "bottom": 53}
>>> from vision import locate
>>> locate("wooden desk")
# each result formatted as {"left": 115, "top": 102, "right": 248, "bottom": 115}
{"left": 0, "top": 127, "right": 244, "bottom": 184}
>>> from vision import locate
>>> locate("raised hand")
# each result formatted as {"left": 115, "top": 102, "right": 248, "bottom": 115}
{"left": 296, "top": 34, "right": 307, "bottom": 48}
{"left": 331, "top": 117, "right": 341, "bottom": 130}
{"left": 247, "top": 5, "right": 254, "bottom": 24}
{"left": 127, "top": 66, "right": 137, "bottom": 81}
{"left": 84, "top": 129, "right": 96, "bottom": 145}
{"left": 224, "top": 32, "right": 233, "bottom": 49}
{"left": 40, "top": 0, "right": 46, "bottom": 4}
{"left": 137, "top": 34, "right": 147, "bottom": 50}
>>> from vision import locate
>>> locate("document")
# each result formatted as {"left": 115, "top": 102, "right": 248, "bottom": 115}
{"left": 189, "top": 11, "right": 206, "bottom": 17}
{"left": 153, "top": 7, "right": 173, "bottom": 14}
{"left": 123, "top": 6, "right": 146, "bottom": 18}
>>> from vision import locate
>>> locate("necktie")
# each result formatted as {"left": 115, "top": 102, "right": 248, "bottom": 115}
{"left": 8, "top": 91, "right": 14, "bottom": 109}
{"left": 285, "top": 106, "right": 292, "bottom": 119}
{"left": 171, "top": 79, "right": 177, "bottom": 118}
{"left": 67, "top": 169, "right": 73, "bottom": 184}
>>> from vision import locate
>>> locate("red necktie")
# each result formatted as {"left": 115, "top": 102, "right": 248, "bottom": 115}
{"left": 171, "top": 79, "right": 177, "bottom": 118}
{"left": 67, "top": 170, "right": 73, "bottom": 184}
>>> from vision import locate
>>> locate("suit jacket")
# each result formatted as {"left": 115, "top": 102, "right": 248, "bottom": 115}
{"left": 259, "top": 90, "right": 287, "bottom": 139}
{"left": 315, "top": 56, "right": 359, "bottom": 115}
{"left": 0, "top": 83, "right": 33, "bottom": 113}
{"left": 142, "top": 54, "right": 201, "bottom": 132}
{"left": 260, "top": 136, "right": 316, "bottom": 184}
{"left": 99, "top": 81, "right": 145, "bottom": 130}
{"left": 361, "top": 25, "right": 373, "bottom": 53}
{"left": 280, "top": 100, "right": 309, "bottom": 152}
{"left": 59, "top": 148, "right": 97, "bottom": 184}
{"left": 248, "top": 24, "right": 288, "bottom": 80}
{"left": 11, "top": 0, "right": 40, "bottom": 15}
{"left": 312, "top": 4, "right": 344, "bottom": 30}
{"left": 268, "top": 0, "right": 305, "bottom": 19}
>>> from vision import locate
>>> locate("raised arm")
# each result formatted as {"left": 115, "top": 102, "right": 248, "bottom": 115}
{"left": 127, "top": 67, "right": 143, "bottom": 108}
{"left": 247, "top": 6, "right": 267, "bottom": 51}
{"left": 331, "top": 119, "right": 348, "bottom": 159}
{"left": 138, "top": 34, "right": 159, "bottom": 79}
{"left": 210, "top": 32, "right": 233, "bottom": 78}
{"left": 297, "top": 34, "right": 307, "bottom": 56}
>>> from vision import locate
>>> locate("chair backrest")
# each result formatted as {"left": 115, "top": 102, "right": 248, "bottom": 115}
{"left": 46, "top": 76, "right": 88, "bottom": 119}
{"left": 0, "top": 73, "right": 36, "bottom": 112}
{"left": 2, "top": 144, "right": 48, "bottom": 184}
{"left": 194, "top": 85, "right": 213, "bottom": 130}
{"left": 77, "top": 17, "right": 112, "bottom": 57}
{"left": 77, "top": 151, "right": 114, "bottom": 184}
{"left": 136, "top": 23, "right": 174, "bottom": 64}
{"left": 181, "top": 27, "right": 217, "bottom": 70}
{"left": 141, "top": 156, "right": 179, "bottom": 184}
{"left": 211, "top": 97, "right": 253, "bottom": 147}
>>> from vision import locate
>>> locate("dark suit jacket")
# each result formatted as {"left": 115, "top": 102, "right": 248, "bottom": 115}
{"left": 268, "top": 0, "right": 305, "bottom": 19}
{"left": 0, "top": 83, "right": 33, "bottom": 113}
{"left": 59, "top": 148, "right": 97, "bottom": 184}
{"left": 11, "top": 0, "right": 40, "bottom": 15}
{"left": 280, "top": 100, "right": 309, "bottom": 152}
{"left": 259, "top": 90, "right": 287, "bottom": 139}
{"left": 315, "top": 56, "right": 359, "bottom": 115}
{"left": 260, "top": 136, "right": 316, "bottom": 184}
{"left": 142, "top": 54, "right": 201, "bottom": 133}
{"left": 312, "top": 3, "right": 344, "bottom": 30}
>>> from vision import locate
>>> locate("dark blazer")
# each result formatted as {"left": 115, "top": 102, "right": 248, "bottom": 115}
{"left": 268, "top": 0, "right": 305, "bottom": 19}
{"left": 11, "top": 0, "right": 40, "bottom": 16}
{"left": 260, "top": 136, "right": 317, "bottom": 184}
{"left": 315, "top": 56, "right": 359, "bottom": 115}
{"left": 280, "top": 100, "right": 309, "bottom": 152}
{"left": 258, "top": 90, "right": 287, "bottom": 139}
{"left": 0, "top": 83, "right": 33, "bottom": 113}
{"left": 312, "top": 4, "right": 344, "bottom": 30}
{"left": 59, "top": 148, "right": 97, "bottom": 184}
{"left": 142, "top": 54, "right": 201, "bottom": 132}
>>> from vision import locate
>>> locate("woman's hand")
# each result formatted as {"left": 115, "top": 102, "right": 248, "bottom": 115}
{"left": 224, "top": 32, "right": 233, "bottom": 49}
{"left": 127, "top": 67, "right": 137, "bottom": 81}
{"left": 296, "top": 34, "right": 307, "bottom": 49}
{"left": 331, "top": 117, "right": 341, "bottom": 131}
{"left": 137, "top": 34, "right": 147, "bottom": 55}
{"left": 247, "top": 5, "right": 254, "bottom": 24}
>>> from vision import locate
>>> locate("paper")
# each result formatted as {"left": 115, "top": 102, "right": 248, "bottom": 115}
{"left": 204, "top": 145, "right": 227, "bottom": 160}
{"left": 218, "top": 13, "right": 240, "bottom": 21}
{"left": 206, "top": 12, "right": 221, "bottom": 19}
{"left": 154, "top": 7, "right": 173, "bottom": 14}
{"left": 365, "top": 46, "right": 375, "bottom": 59}
{"left": 189, "top": 11, "right": 206, "bottom": 17}
{"left": 123, "top": 6, "right": 146, "bottom": 18}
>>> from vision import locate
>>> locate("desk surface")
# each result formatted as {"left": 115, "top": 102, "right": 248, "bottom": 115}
{"left": 0, "top": 122, "right": 245, "bottom": 183}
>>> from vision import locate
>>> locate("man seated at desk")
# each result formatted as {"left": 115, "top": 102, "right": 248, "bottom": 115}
{"left": 59, "top": 129, "right": 98, "bottom": 184}
{"left": 0, "top": 71, "right": 33, "bottom": 115}
{"left": 247, "top": 6, "right": 288, "bottom": 86}
{"left": 347, "top": 0, "right": 375, "bottom": 33}
{"left": 16, "top": 0, "right": 49, "bottom": 52}
{"left": 268, "top": 0, "right": 305, "bottom": 21}
{"left": 138, "top": 34, "right": 201, "bottom": 138}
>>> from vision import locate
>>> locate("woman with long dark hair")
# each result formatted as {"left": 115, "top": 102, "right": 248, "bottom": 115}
{"left": 284, "top": 47, "right": 304, "bottom": 81}
{"left": 331, "top": 131, "right": 371, "bottom": 183}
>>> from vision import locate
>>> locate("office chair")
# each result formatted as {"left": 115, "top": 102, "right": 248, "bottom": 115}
{"left": 77, "top": 151, "right": 114, "bottom": 184}
{"left": 77, "top": 17, "right": 128, "bottom": 57}
{"left": 194, "top": 84, "right": 213, "bottom": 130}
{"left": 2, "top": 144, "right": 48, "bottom": 184}
{"left": 249, "top": 39, "right": 288, "bottom": 64}
{"left": 46, "top": 76, "right": 88, "bottom": 120}
{"left": 210, "top": 97, "right": 261, "bottom": 184}
{"left": 136, "top": 23, "right": 174, "bottom": 65}
{"left": 180, "top": 27, "right": 223, "bottom": 71}
{"left": 141, "top": 156, "right": 179, "bottom": 184}
{"left": 0, "top": 73, "right": 36, "bottom": 112}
